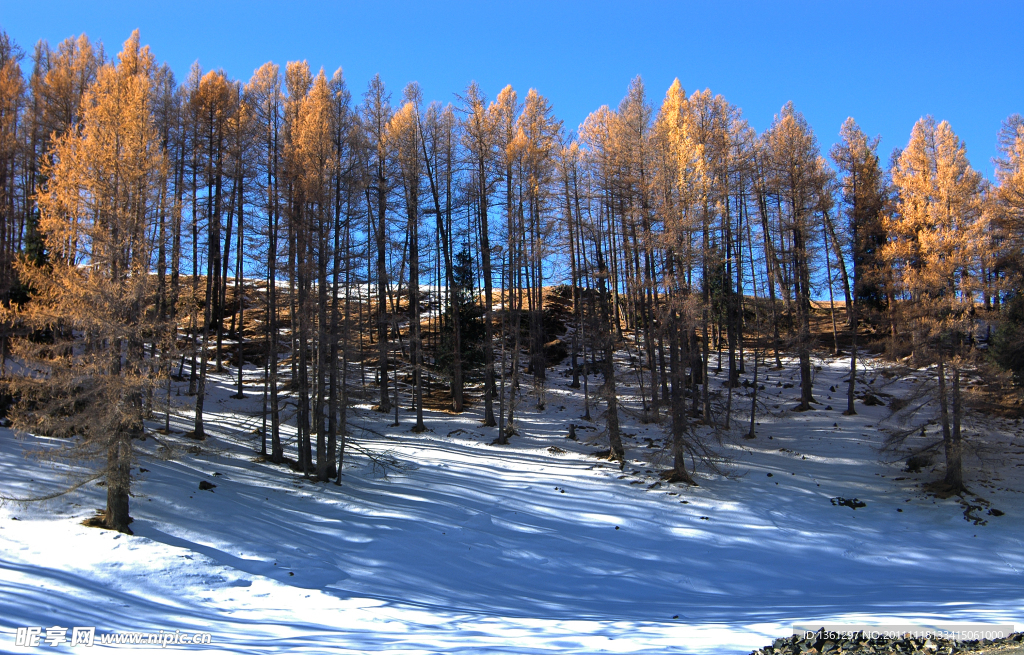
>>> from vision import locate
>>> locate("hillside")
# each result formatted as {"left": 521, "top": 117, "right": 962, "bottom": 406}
{"left": 2, "top": 350, "right": 1022, "bottom": 653}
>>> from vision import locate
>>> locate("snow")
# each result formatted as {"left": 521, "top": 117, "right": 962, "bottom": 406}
{"left": 1, "top": 354, "right": 1022, "bottom": 652}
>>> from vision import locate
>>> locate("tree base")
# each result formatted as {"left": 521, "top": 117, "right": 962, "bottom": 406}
{"left": 923, "top": 479, "right": 968, "bottom": 498}
{"left": 82, "top": 509, "right": 133, "bottom": 535}
{"left": 660, "top": 469, "right": 698, "bottom": 486}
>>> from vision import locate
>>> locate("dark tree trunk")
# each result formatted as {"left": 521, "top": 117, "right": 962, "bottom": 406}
{"left": 105, "top": 431, "right": 133, "bottom": 534}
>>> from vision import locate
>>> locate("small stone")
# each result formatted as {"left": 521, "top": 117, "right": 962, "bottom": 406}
{"left": 198, "top": 480, "right": 217, "bottom": 491}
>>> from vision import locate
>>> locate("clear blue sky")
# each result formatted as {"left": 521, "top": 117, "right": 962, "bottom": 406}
{"left": 3, "top": 0, "right": 1021, "bottom": 180}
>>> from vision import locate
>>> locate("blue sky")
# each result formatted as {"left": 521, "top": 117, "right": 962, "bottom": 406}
{"left": 3, "top": 0, "right": 1021, "bottom": 179}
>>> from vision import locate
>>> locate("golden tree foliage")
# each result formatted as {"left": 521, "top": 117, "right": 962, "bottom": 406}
{"left": 995, "top": 115, "right": 1024, "bottom": 255}
{"left": 6, "top": 31, "right": 165, "bottom": 533}
{"left": 0, "top": 38, "right": 24, "bottom": 289}
{"left": 885, "top": 117, "right": 987, "bottom": 320}
{"left": 515, "top": 88, "right": 561, "bottom": 197}
{"left": 652, "top": 82, "right": 748, "bottom": 269}
{"left": 0, "top": 50, "right": 21, "bottom": 160}
{"left": 652, "top": 79, "right": 701, "bottom": 257}
{"left": 884, "top": 117, "right": 987, "bottom": 490}
{"left": 492, "top": 84, "right": 520, "bottom": 177}
{"left": 292, "top": 69, "right": 336, "bottom": 202}
{"left": 30, "top": 34, "right": 102, "bottom": 140}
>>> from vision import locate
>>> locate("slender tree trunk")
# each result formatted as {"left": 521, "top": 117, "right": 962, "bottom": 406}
{"left": 845, "top": 298, "right": 858, "bottom": 416}
{"left": 945, "top": 364, "right": 964, "bottom": 491}
{"left": 755, "top": 183, "right": 783, "bottom": 369}
{"left": 315, "top": 203, "right": 330, "bottom": 481}
{"left": 409, "top": 187, "right": 425, "bottom": 433}
{"left": 479, "top": 162, "right": 496, "bottom": 427}
{"left": 823, "top": 208, "right": 852, "bottom": 324}
{"left": 822, "top": 218, "right": 839, "bottom": 355}
{"left": 793, "top": 219, "right": 815, "bottom": 411}
{"left": 376, "top": 163, "right": 391, "bottom": 414}
{"left": 594, "top": 214, "right": 624, "bottom": 466}
{"left": 194, "top": 250, "right": 215, "bottom": 438}
{"left": 268, "top": 181, "right": 282, "bottom": 463}
{"left": 669, "top": 306, "right": 696, "bottom": 484}
{"left": 234, "top": 169, "right": 246, "bottom": 399}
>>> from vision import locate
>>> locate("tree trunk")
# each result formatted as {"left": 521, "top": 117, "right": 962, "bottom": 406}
{"left": 669, "top": 307, "right": 696, "bottom": 484}
{"left": 105, "top": 431, "right": 133, "bottom": 534}
{"left": 945, "top": 364, "right": 965, "bottom": 491}
{"left": 376, "top": 159, "right": 391, "bottom": 414}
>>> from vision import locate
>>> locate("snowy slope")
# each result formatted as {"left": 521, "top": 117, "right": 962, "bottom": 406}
{"left": 1, "top": 354, "right": 1022, "bottom": 653}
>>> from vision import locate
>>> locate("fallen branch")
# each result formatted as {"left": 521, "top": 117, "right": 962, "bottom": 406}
{"left": 0, "top": 470, "right": 105, "bottom": 504}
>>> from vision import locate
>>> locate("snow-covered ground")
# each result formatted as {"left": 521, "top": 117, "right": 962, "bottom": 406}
{"left": 1, "top": 353, "right": 1022, "bottom": 653}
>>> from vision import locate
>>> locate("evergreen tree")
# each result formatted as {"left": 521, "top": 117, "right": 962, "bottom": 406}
{"left": 437, "top": 247, "right": 485, "bottom": 382}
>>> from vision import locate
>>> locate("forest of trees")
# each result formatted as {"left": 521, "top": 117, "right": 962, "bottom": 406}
{"left": 1, "top": 31, "right": 1022, "bottom": 533}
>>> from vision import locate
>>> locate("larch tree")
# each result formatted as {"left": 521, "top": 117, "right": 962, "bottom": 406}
{"left": 613, "top": 78, "right": 653, "bottom": 416}
{"left": 0, "top": 32, "right": 25, "bottom": 372}
{"left": 362, "top": 75, "right": 394, "bottom": 415}
{"left": 292, "top": 69, "right": 339, "bottom": 478}
{"left": 458, "top": 82, "right": 496, "bottom": 419}
{"left": 245, "top": 61, "right": 284, "bottom": 462}
{"left": 652, "top": 78, "right": 702, "bottom": 481}
{"left": 762, "top": 102, "right": 824, "bottom": 412}
{"left": 188, "top": 68, "right": 236, "bottom": 440}
{"left": 391, "top": 85, "right": 426, "bottom": 432}
{"left": 282, "top": 60, "right": 314, "bottom": 473}
{"left": 884, "top": 116, "right": 987, "bottom": 491}
{"left": 424, "top": 99, "right": 463, "bottom": 412}
{"left": 578, "top": 103, "right": 627, "bottom": 465}
{"left": 7, "top": 31, "right": 165, "bottom": 533}
{"left": 515, "top": 88, "right": 561, "bottom": 410}
{"left": 326, "top": 66, "right": 357, "bottom": 483}
{"left": 831, "top": 117, "right": 888, "bottom": 415}
{"left": 995, "top": 115, "right": 1024, "bottom": 269}
{"left": 492, "top": 84, "right": 521, "bottom": 442}
{"left": 23, "top": 34, "right": 103, "bottom": 270}
{"left": 988, "top": 115, "right": 1024, "bottom": 383}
